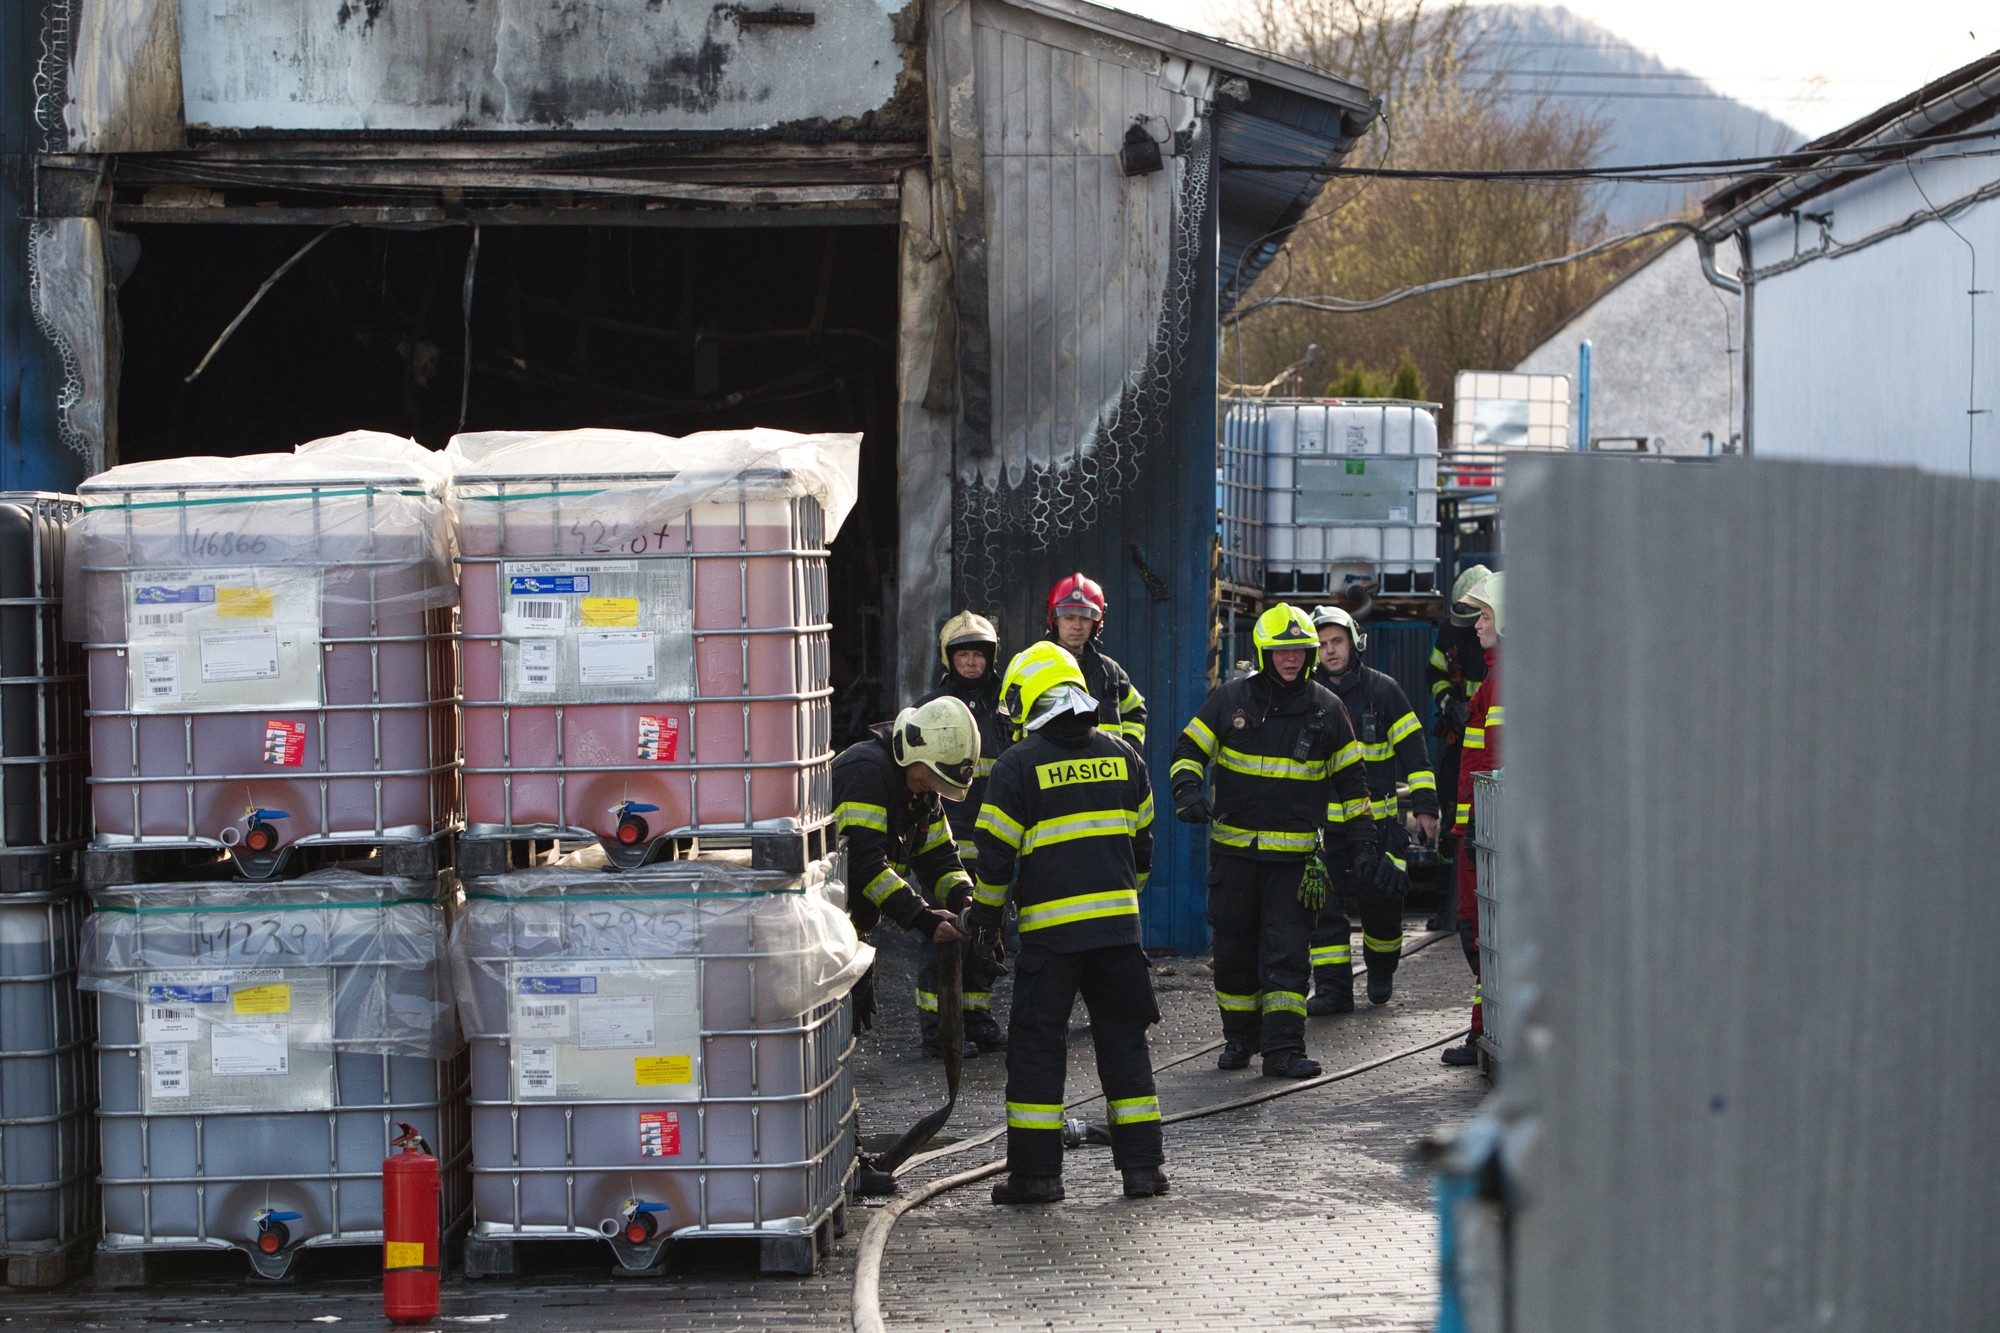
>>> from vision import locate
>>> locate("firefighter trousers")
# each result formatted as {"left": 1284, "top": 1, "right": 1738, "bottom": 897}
{"left": 1206, "top": 852, "right": 1314, "bottom": 1057}
{"left": 1003, "top": 941, "right": 1162, "bottom": 1176}
{"left": 1456, "top": 832, "right": 1482, "bottom": 1035}
{"left": 1310, "top": 820, "right": 1408, "bottom": 1003}
{"left": 916, "top": 940, "right": 1003, "bottom": 1041}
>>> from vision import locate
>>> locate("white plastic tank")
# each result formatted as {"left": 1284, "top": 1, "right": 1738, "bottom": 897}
{"left": 1235, "top": 400, "right": 1440, "bottom": 597}
{"left": 79, "top": 868, "right": 466, "bottom": 1277}
{"left": 449, "top": 851, "right": 869, "bottom": 1268}
{"left": 448, "top": 429, "right": 858, "bottom": 868}
{"left": 72, "top": 434, "right": 458, "bottom": 877}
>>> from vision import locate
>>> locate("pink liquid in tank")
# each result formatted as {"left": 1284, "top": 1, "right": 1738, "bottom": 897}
{"left": 460, "top": 485, "right": 832, "bottom": 848}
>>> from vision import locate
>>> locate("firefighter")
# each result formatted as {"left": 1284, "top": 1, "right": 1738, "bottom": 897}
{"left": 1169, "top": 604, "right": 1374, "bottom": 1079}
{"left": 969, "top": 641, "right": 1164, "bottom": 1204}
{"left": 1423, "top": 564, "right": 1492, "bottom": 931}
{"left": 912, "top": 611, "right": 1011, "bottom": 1058}
{"left": 1440, "top": 573, "right": 1502, "bottom": 1068}
{"left": 1305, "top": 605, "right": 1438, "bottom": 1013}
{"left": 1044, "top": 573, "right": 1148, "bottom": 746}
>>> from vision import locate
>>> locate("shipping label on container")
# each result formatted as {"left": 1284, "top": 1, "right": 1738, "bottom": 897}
{"left": 637, "top": 715, "right": 680, "bottom": 761}
{"left": 1295, "top": 457, "right": 1421, "bottom": 525}
{"left": 124, "top": 567, "right": 322, "bottom": 713}
{"left": 136, "top": 966, "right": 335, "bottom": 1113}
{"left": 638, "top": 1109, "right": 683, "bottom": 1157}
{"left": 497, "top": 559, "right": 693, "bottom": 704}
{"left": 506, "top": 959, "right": 701, "bottom": 1103}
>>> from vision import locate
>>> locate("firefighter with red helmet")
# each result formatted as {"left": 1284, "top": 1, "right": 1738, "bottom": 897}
{"left": 1169, "top": 605, "right": 1374, "bottom": 1079}
{"left": 1044, "top": 573, "right": 1147, "bottom": 747}
{"left": 911, "top": 611, "right": 1012, "bottom": 1058}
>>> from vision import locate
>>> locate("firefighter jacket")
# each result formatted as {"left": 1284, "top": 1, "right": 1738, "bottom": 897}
{"left": 830, "top": 724, "right": 973, "bottom": 936}
{"left": 1451, "top": 651, "right": 1502, "bottom": 834}
{"left": 1312, "top": 662, "right": 1438, "bottom": 823}
{"left": 1044, "top": 633, "right": 1147, "bottom": 746}
{"left": 1426, "top": 622, "right": 1487, "bottom": 720}
{"left": 916, "top": 667, "right": 1013, "bottom": 860}
{"left": 969, "top": 716, "right": 1154, "bottom": 953}
{"left": 1168, "top": 671, "right": 1373, "bottom": 861}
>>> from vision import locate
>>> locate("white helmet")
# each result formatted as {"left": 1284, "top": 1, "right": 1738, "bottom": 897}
{"left": 1463, "top": 572, "right": 1504, "bottom": 638}
{"left": 891, "top": 695, "right": 980, "bottom": 800}
{"left": 1449, "top": 564, "right": 1494, "bottom": 627}
{"left": 1309, "top": 604, "right": 1366, "bottom": 654}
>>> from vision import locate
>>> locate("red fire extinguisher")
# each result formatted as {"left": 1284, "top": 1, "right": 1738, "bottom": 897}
{"left": 383, "top": 1122, "right": 440, "bottom": 1324}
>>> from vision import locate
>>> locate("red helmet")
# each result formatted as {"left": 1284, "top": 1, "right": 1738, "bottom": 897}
{"left": 1046, "top": 573, "right": 1106, "bottom": 633}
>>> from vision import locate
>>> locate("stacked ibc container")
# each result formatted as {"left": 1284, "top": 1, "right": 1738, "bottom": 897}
{"left": 0, "top": 494, "right": 97, "bottom": 1287}
{"left": 73, "top": 434, "right": 459, "bottom": 882}
{"left": 78, "top": 868, "right": 468, "bottom": 1281}
{"left": 66, "top": 434, "right": 471, "bottom": 1282}
{"left": 442, "top": 429, "right": 870, "bottom": 1275}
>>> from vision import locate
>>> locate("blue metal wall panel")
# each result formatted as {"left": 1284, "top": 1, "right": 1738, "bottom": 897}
{"left": 0, "top": 4, "right": 74, "bottom": 493}
{"left": 1365, "top": 621, "right": 1439, "bottom": 740}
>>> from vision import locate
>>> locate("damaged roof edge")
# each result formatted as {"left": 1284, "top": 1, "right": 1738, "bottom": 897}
{"left": 997, "top": 0, "right": 1377, "bottom": 116}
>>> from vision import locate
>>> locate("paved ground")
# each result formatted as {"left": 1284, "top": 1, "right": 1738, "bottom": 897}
{"left": 0, "top": 913, "right": 1488, "bottom": 1332}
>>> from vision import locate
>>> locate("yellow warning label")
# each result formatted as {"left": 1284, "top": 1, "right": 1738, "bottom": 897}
{"left": 581, "top": 597, "right": 641, "bottom": 628}
{"left": 216, "top": 587, "right": 275, "bottom": 618}
{"left": 1034, "top": 755, "right": 1128, "bottom": 789}
{"left": 384, "top": 1240, "right": 425, "bottom": 1270}
{"left": 231, "top": 984, "right": 291, "bottom": 1015}
{"left": 634, "top": 1055, "right": 693, "bottom": 1086}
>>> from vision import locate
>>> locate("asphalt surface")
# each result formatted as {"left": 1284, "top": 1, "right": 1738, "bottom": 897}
{"left": 0, "top": 911, "right": 1488, "bottom": 1332}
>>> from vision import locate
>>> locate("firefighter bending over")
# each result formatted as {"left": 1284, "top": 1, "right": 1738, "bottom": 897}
{"left": 970, "top": 641, "right": 1166, "bottom": 1204}
{"left": 1170, "top": 605, "right": 1374, "bottom": 1079}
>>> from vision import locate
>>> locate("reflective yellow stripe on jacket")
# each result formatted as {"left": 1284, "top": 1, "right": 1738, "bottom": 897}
{"left": 1017, "top": 888, "right": 1140, "bottom": 932}
{"left": 834, "top": 801, "right": 890, "bottom": 833}
{"left": 1211, "top": 820, "right": 1318, "bottom": 854}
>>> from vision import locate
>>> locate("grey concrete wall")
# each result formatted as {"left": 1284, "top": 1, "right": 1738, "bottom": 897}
{"left": 1504, "top": 453, "right": 2000, "bottom": 1331}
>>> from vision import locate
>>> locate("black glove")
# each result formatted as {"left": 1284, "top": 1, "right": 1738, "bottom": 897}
{"left": 1373, "top": 850, "right": 1411, "bottom": 898}
{"left": 853, "top": 965, "right": 877, "bottom": 1032}
{"left": 970, "top": 924, "right": 1008, "bottom": 974}
{"left": 1349, "top": 839, "right": 1380, "bottom": 884}
{"left": 1438, "top": 694, "right": 1468, "bottom": 738}
{"left": 1172, "top": 784, "right": 1212, "bottom": 824}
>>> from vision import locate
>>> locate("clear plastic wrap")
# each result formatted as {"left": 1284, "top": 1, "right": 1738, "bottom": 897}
{"left": 78, "top": 868, "right": 460, "bottom": 1060}
{"left": 65, "top": 432, "right": 458, "bottom": 646}
{"left": 449, "top": 853, "right": 870, "bottom": 1045}
{"left": 445, "top": 427, "right": 862, "bottom": 556}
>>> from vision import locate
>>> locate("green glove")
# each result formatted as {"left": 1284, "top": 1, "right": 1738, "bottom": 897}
{"left": 1297, "top": 854, "right": 1329, "bottom": 911}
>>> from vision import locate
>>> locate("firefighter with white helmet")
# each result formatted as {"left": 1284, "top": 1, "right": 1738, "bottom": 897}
{"left": 911, "top": 611, "right": 1012, "bottom": 1058}
{"left": 1440, "top": 572, "right": 1503, "bottom": 1068}
{"left": 971, "top": 641, "right": 1164, "bottom": 1204}
{"left": 1168, "top": 605, "right": 1374, "bottom": 1079}
{"left": 1304, "top": 605, "right": 1438, "bottom": 1013}
{"left": 1043, "top": 573, "right": 1148, "bottom": 746}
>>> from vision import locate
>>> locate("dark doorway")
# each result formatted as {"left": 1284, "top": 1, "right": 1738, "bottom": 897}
{"left": 115, "top": 221, "right": 903, "bottom": 737}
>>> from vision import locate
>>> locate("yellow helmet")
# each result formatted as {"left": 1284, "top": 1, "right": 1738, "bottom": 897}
{"left": 1449, "top": 564, "right": 1494, "bottom": 626}
{"left": 998, "top": 640, "right": 1092, "bottom": 733}
{"left": 1463, "top": 572, "right": 1504, "bottom": 638}
{"left": 938, "top": 610, "right": 1000, "bottom": 670}
{"left": 891, "top": 695, "right": 980, "bottom": 800}
{"left": 1251, "top": 604, "right": 1318, "bottom": 673}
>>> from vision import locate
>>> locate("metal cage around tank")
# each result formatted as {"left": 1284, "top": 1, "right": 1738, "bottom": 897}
{"left": 0, "top": 494, "right": 89, "bottom": 884}
{"left": 1472, "top": 768, "right": 1504, "bottom": 1071}
{"left": 73, "top": 472, "right": 459, "bottom": 877}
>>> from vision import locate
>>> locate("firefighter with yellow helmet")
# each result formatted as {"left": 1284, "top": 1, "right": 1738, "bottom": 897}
{"left": 971, "top": 641, "right": 1164, "bottom": 1204}
{"left": 910, "top": 610, "right": 1013, "bottom": 1058}
{"left": 1168, "top": 605, "right": 1374, "bottom": 1078}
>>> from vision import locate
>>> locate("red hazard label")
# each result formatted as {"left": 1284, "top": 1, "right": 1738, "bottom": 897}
{"left": 263, "top": 720, "right": 306, "bottom": 766}
{"left": 637, "top": 715, "right": 680, "bottom": 762}
{"left": 638, "top": 1110, "right": 681, "bottom": 1157}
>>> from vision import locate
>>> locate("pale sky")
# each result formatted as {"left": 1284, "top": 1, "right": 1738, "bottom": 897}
{"left": 1113, "top": 0, "right": 1992, "bottom": 142}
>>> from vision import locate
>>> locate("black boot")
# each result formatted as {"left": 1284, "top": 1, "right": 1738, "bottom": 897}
{"left": 854, "top": 1162, "right": 898, "bottom": 1196}
{"left": 991, "top": 1173, "right": 1065, "bottom": 1205}
{"left": 1262, "top": 1050, "right": 1322, "bottom": 1079}
{"left": 1307, "top": 982, "right": 1354, "bottom": 1017}
{"left": 1440, "top": 1035, "right": 1480, "bottom": 1067}
{"left": 965, "top": 1012, "right": 1008, "bottom": 1053}
{"left": 1121, "top": 1167, "right": 1171, "bottom": 1198}
{"left": 1216, "top": 1041, "right": 1253, "bottom": 1070}
{"left": 1366, "top": 971, "right": 1394, "bottom": 1005}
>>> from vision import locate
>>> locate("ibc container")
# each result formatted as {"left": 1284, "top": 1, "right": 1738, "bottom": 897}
{"left": 0, "top": 494, "right": 88, "bottom": 887}
{"left": 0, "top": 889, "right": 97, "bottom": 1285}
{"left": 449, "top": 429, "right": 859, "bottom": 869}
{"left": 449, "top": 852, "right": 870, "bottom": 1270}
{"left": 72, "top": 436, "right": 458, "bottom": 878}
{"left": 1472, "top": 768, "right": 1503, "bottom": 1066}
{"left": 1217, "top": 402, "right": 1266, "bottom": 590}
{"left": 1239, "top": 399, "right": 1441, "bottom": 597}
{"left": 79, "top": 868, "right": 467, "bottom": 1278}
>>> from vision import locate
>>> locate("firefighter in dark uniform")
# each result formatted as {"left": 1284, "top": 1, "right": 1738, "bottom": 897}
{"left": 1044, "top": 572, "right": 1148, "bottom": 746}
{"left": 1305, "top": 605, "right": 1438, "bottom": 1013}
{"left": 912, "top": 611, "right": 1011, "bottom": 1058}
{"left": 970, "top": 641, "right": 1165, "bottom": 1204}
{"left": 1169, "top": 604, "right": 1375, "bottom": 1079}
{"left": 1423, "top": 564, "right": 1491, "bottom": 931}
